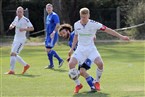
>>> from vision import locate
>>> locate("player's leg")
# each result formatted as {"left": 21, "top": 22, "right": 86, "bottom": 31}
{"left": 93, "top": 56, "right": 104, "bottom": 91}
{"left": 45, "top": 33, "right": 63, "bottom": 69}
{"left": 5, "top": 42, "right": 18, "bottom": 74}
{"left": 5, "top": 42, "right": 22, "bottom": 74}
{"left": 69, "top": 48, "right": 88, "bottom": 93}
{"left": 12, "top": 43, "right": 30, "bottom": 74}
{"left": 16, "top": 55, "right": 27, "bottom": 66}
{"left": 69, "top": 57, "right": 83, "bottom": 93}
{"left": 45, "top": 37, "right": 54, "bottom": 68}
{"left": 16, "top": 55, "right": 30, "bottom": 74}
{"left": 88, "top": 48, "right": 103, "bottom": 91}
{"left": 51, "top": 32, "right": 63, "bottom": 67}
{"left": 4, "top": 52, "right": 17, "bottom": 74}
{"left": 79, "top": 59, "right": 96, "bottom": 92}
{"left": 94, "top": 56, "right": 104, "bottom": 81}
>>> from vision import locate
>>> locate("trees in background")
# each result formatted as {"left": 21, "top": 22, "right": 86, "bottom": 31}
{"left": 127, "top": 0, "right": 145, "bottom": 39}
{"left": 0, "top": 0, "right": 4, "bottom": 35}
{"left": 1, "top": 0, "right": 145, "bottom": 39}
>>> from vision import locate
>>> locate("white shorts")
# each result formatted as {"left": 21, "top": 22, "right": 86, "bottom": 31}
{"left": 11, "top": 41, "right": 25, "bottom": 54}
{"left": 72, "top": 45, "right": 101, "bottom": 65}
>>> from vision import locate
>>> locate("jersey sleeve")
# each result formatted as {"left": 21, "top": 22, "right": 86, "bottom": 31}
{"left": 74, "top": 23, "right": 78, "bottom": 35}
{"left": 53, "top": 14, "right": 60, "bottom": 24}
{"left": 95, "top": 22, "right": 107, "bottom": 31}
{"left": 26, "top": 19, "right": 33, "bottom": 27}
{"left": 11, "top": 16, "right": 17, "bottom": 26}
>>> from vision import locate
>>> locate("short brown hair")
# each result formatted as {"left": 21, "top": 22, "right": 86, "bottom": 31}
{"left": 46, "top": 3, "right": 53, "bottom": 7}
{"left": 58, "top": 24, "right": 72, "bottom": 33}
{"left": 79, "top": 7, "right": 90, "bottom": 15}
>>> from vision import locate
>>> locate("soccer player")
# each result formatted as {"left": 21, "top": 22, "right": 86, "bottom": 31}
{"left": 5, "top": 6, "right": 34, "bottom": 75}
{"left": 59, "top": 24, "right": 97, "bottom": 93}
{"left": 68, "top": 8, "right": 130, "bottom": 93}
{"left": 44, "top": 3, "right": 64, "bottom": 69}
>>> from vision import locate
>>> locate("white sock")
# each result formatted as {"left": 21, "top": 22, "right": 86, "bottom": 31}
{"left": 10, "top": 56, "right": 16, "bottom": 71}
{"left": 96, "top": 68, "right": 103, "bottom": 82}
{"left": 16, "top": 55, "right": 27, "bottom": 66}
{"left": 74, "top": 79, "right": 81, "bottom": 86}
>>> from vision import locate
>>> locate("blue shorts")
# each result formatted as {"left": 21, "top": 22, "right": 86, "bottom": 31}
{"left": 45, "top": 32, "right": 58, "bottom": 48}
{"left": 78, "top": 58, "right": 92, "bottom": 70}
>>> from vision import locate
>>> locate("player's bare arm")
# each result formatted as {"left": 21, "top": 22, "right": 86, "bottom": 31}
{"left": 9, "top": 24, "right": 15, "bottom": 30}
{"left": 104, "top": 27, "right": 130, "bottom": 41}
{"left": 50, "top": 23, "right": 60, "bottom": 38}
{"left": 68, "top": 35, "right": 78, "bottom": 57}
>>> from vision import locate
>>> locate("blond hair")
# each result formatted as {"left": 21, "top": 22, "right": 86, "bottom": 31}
{"left": 79, "top": 7, "right": 90, "bottom": 15}
{"left": 17, "top": 6, "right": 24, "bottom": 11}
{"left": 46, "top": 3, "right": 53, "bottom": 7}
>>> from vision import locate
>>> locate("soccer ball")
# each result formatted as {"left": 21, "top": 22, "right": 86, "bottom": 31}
{"left": 68, "top": 68, "right": 80, "bottom": 80}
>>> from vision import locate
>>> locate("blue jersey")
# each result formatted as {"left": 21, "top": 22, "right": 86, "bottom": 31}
{"left": 45, "top": 12, "right": 60, "bottom": 36}
{"left": 45, "top": 12, "right": 60, "bottom": 48}
{"left": 68, "top": 31, "right": 77, "bottom": 50}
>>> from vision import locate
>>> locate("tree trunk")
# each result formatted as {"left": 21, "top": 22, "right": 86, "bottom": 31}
{"left": 60, "top": 0, "right": 70, "bottom": 23}
{"left": 0, "top": 0, "right": 4, "bottom": 35}
{"left": 52, "top": 0, "right": 70, "bottom": 24}
{"left": 52, "top": 0, "right": 62, "bottom": 21}
{"left": 70, "top": 0, "right": 78, "bottom": 25}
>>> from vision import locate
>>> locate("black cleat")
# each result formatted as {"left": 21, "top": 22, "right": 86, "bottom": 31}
{"left": 89, "top": 88, "right": 97, "bottom": 93}
{"left": 45, "top": 65, "right": 54, "bottom": 69}
{"left": 58, "top": 59, "right": 64, "bottom": 68}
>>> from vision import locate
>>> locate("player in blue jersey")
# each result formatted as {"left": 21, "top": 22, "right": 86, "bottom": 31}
{"left": 58, "top": 24, "right": 97, "bottom": 93}
{"left": 44, "top": 3, "right": 64, "bottom": 69}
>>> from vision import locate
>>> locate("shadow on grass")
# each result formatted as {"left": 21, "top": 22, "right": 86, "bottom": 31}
{"left": 73, "top": 91, "right": 110, "bottom": 97}
{"left": 15, "top": 74, "right": 41, "bottom": 78}
{"left": 48, "top": 68, "right": 68, "bottom": 73}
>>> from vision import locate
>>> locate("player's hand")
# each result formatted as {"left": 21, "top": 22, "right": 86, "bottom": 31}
{"left": 9, "top": 25, "right": 15, "bottom": 30}
{"left": 50, "top": 31, "right": 55, "bottom": 39}
{"left": 19, "top": 28, "right": 27, "bottom": 32}
{"left": 121, "top": 36, "right": 130, "bottom": 41}
{"left": 68, "top": 49, "right": 73, "bottom": 57}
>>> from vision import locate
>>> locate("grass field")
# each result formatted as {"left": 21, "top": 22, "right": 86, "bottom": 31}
{"left": 0, "top": 41, "right": 145, "bottom": 97}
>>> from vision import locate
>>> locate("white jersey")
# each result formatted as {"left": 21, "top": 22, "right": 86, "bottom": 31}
{"left": 11, "top": 16, "right": 33, "bottom": 43}
{"left": 74, "top": 19, "right": 104, "bottom": 46}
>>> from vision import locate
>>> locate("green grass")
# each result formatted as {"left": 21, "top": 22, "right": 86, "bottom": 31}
{"left": 0, "top": 41, "right": 145, "bottom": 97}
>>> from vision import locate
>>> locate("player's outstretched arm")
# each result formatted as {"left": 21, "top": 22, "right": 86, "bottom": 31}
{"left": 104, "top": 27, "right": 130, "bottom": 41}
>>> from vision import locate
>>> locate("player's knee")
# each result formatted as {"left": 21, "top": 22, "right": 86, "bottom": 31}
{"left": 68, "top": 58, "right": 77, "bottom": 69}
{"left": 69, "top": 62, "right": 76, "bottom": 69}
{"left": 80, "top": 70, "right": 85, "bottom": 76}
{"left": 10, "top": 52, "right": 17, "bottom": 56}
{"left": 97, "top": 62, "right": 104, "bottom": 70}
{"left": 46, "top": 48, "right": 51, "bottom": 52}
{"left": 94, "top": 58, "right": 104, "bottom": 70}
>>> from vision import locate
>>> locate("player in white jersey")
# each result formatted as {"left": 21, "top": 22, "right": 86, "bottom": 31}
{"left": 5, "top": 6, "right": 34, "bottom": 75}
{"left": 68, "top": 8, "right": 129, "bottom": 93}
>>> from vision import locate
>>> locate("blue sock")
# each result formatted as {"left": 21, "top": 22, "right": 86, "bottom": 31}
{"left": 51, "top": 50, "right": 62, "bottom": 62}
{"left": 47, "top": 51, "right": 53, "bottom": 66}
{"left": 86, "top": 76, "right": 95, "bottom": 89}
